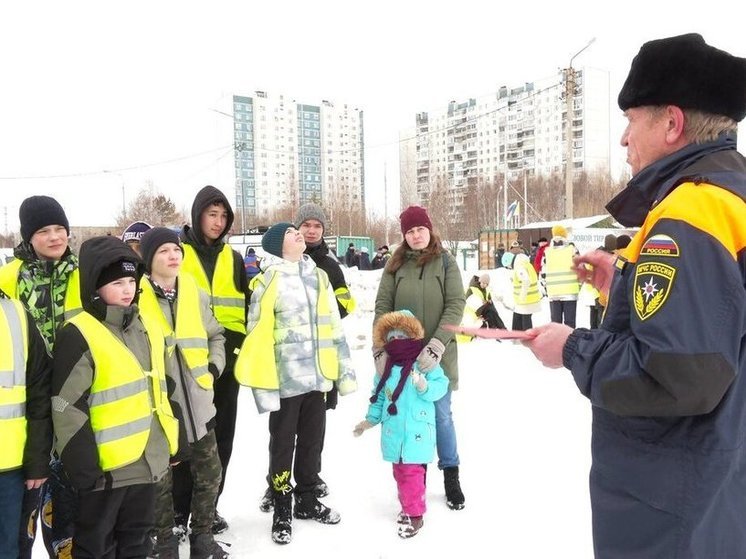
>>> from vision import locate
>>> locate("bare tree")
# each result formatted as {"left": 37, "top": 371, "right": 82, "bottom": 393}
{"left": 116, "top": 183, "right": 187, "bottom": 228}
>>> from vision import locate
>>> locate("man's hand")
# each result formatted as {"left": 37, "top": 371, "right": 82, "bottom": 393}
{"left": 522, "top": 323, "right": 574, "bottom": 369}
{"left": 25, "top": 478, "right": 47, "bottom": 490}
{"left": 573, "top": 250, "right": 616, "bottom": 298}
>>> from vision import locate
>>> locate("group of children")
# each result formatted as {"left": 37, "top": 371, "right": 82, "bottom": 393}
{"left": 1, "top": 190, "right": 455, "bottom": 559}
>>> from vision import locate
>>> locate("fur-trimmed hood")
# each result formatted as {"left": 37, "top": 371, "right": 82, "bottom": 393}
{"left": 373, "top": 310, "right": 424, "bottom": 348}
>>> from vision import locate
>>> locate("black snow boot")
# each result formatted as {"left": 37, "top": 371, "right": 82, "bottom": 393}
{"left": 293, "top": 492, "right": 341, "bottom": 524}
{"left": 272, "top": 494, "right": 293, "bottom": 545}
{"left": 259, "top": 487, "right": 274, "bottom": 513}
{"left": 444, "top": 466, "right": 465, "bottom": 510}
{"left": 211, "top": 511, "right": 229, "bottom": 534}
{"left": 154, "top": 533, "right": 179, "bottom": 559}
{"left": 313, "top": 478, "right": 329, "bottom": 499}
{"left": 189, "top": 532, "right": 229, "bottom": 559}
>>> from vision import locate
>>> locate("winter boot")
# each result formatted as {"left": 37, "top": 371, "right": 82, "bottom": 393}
{"left": 211, "top": 511, "right": 229, "bottom": 534}
{"left": 444, "top": 466, "right": 465, "bottom": 510}
{"left": 155, "top": 533, "right": 179, "bottom": 559}
{"left": 173, "top": 512, "right": 189, "bottom": 542}
{"left": 293, "top": 492, "right": 341, "bottom": 524}
{"left": 259, "top": 487, "right": 274, "bottom": 513}
{"left": 189, "top": 532, "right": 229, "bottom": 559}
{"left": 313, "top": 478, "right": 329, "bottom": 499}
{"left": 271, "top": 494, "right": 293, "bottom": 545}
{"left": 397, "top": 515, "right": 424, "bottom": 539}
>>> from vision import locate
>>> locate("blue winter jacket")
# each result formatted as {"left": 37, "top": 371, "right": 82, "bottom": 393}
{"left": 563, "top": 135, "right": 746, "bottom": 559}
{"left": 365, "top": 363, "right": 448, "bottom": 464}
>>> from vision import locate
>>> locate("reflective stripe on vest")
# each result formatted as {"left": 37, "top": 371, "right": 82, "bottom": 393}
{"left": 235, "top": 269, "right": 339, "bottom": 388}
{"left": 545, "top": 245, "right": 580, "bottom": 297}
{"left": 0, "top": 298, "right": 29, "bottom": 472}
{"left": 181, "top": 244, "right": 246, "bottom": 334}
{"left": 68, "top": 312, "right": 179, "bottom": 471}
{"left": 63, "top": 268, "right": 83, "bottom": 320}
{"left": 513, "top": 260, "right": 542, "bottom": 305}
{"left": 139, "top": 275, "right": 213, "bottom": 390}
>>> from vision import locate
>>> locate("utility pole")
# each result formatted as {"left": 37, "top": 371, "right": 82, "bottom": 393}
{"left": 503, "top": 170, "right": 508, "bottom": 230}
{"left": 384, "top": 161, "right": 389, "bottom": 246}
{"left": 564, "top": 37, "right": 596, "bottom": 220}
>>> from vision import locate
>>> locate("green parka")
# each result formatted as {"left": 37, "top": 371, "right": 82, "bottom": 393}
{"left": 374, "top": 250, "right": 465, "bottom": 390}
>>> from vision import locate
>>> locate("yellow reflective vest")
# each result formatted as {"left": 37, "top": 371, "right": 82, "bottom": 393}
{"left": 139, "top": 274, "right": 213, "bottom": 390}
{"left": 235, "top": 269, "right": 339, "bottom": 388}
{"left": 181, "top": 244, "right": 246, "bottom": 334}
{"left": 544, "top": 245, "right": 580, "bottom": 297}
{"left": 0, "top": 299, "right": 29, "bottom": 472}
{"left": 67, "top": 312, "right": 179, "bottom": 471}
{"left": 0, "top": 259, "right": 82, "bottom": 320}
{"left": 513, "top": 258, "right": 542, "bottom": 305}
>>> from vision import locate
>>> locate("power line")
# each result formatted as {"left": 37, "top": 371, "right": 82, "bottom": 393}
{"left": 0, "top": 144, "right": 234, "bottom": 181}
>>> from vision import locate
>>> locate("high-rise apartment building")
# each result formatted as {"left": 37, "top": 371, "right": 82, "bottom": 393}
{"left": 233, "top": 92, "right": 364, "bottom": 231}
{"left": 401, "top": 68, "right": 610, "bottom": 218}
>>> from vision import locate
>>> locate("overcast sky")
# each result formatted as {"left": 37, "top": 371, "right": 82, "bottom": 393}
{"left": 1, "top": 1, "right": 744, "bottom": 232}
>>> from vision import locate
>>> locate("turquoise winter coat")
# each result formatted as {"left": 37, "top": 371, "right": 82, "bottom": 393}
{"left": 365, "top": 363, "right": 449, "bottom": 464}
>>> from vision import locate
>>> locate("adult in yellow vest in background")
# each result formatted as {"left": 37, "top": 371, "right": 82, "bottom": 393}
{"left": 178, "top": 185, "right": 248, "bottom": 534}
{"left": 540, "top": 224, "right": 580, "bottom": 327}
{"left": 0, "top": 295, "right": 52, "bottom": 559}
{"left": 0, "top": 195, "right": 80, "bottom": 559}
{"left": 52, "top": 236, "right": 178, "bottom": 559}
{"left": 502, "top": 245, "right": 542, "bottom": 331}
{"left": 138, "top": 227, "right": 228, "bottom": 559}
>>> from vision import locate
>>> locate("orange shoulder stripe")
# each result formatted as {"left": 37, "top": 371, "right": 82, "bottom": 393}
{"left": 624, "top": 182, "right": 746, "bottom": 264}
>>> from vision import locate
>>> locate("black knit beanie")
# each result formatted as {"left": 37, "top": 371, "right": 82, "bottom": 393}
{"left": 19, "top": 195, "right": 70, "bottom": 243}
{"left": 139, "top": 227, "right": 182, "bottom": 273}
{"left": 96, "top": 259, "right": 139, "bottom": 290}
{"left": 262, "top": 222, "right": 293, "bottom": 258}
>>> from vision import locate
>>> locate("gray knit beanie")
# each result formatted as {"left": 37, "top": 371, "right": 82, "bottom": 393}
{"left": 296, "top": 203, "right": 326, "bottom": 231}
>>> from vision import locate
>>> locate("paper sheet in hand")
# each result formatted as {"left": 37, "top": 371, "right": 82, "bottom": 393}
{"left": 444, "top": 324, "right": 536, "bottom": 340}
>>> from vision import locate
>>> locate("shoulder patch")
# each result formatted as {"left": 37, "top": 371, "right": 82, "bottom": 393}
{"left": 640, "top": 234, "right": 679, "bottom": 258}
{"left": 633, "top": 262, "right": 676, "bottom": 321}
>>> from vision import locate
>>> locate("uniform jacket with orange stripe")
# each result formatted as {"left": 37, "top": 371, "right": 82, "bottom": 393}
{"left": 561, "top": 132, "right": 746, "bottom": 557}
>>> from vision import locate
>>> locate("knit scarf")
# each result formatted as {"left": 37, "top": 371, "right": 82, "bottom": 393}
{"left": 370, "top": 338, "right": 424, "bottom": 415}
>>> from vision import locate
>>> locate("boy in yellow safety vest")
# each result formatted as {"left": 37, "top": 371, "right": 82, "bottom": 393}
{"left": 51, "top": 236, "right": 179, "bottom": 558}
{"left": 138, "top": 227, "right": 228, "bottom": 559}
{"left": 234, "top": 223, "right": 357, "bottom": 545}
{"left": 177, "top": 185, "right": 248, "bottom": 534}
{"left": 0, "top": 292, "right": 51, "bottom": 559}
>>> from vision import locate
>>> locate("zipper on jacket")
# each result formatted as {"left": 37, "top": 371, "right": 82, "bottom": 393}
{"left": 301, "top": 265, "right": 324, "bottom": 378}
{"left": 169, "top": 297, "right": 198, "bottom": 441}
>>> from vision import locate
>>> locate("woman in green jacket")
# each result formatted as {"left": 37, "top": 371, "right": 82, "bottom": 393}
{"left": 373, "top": 205, "right": 466, "bottom": 510}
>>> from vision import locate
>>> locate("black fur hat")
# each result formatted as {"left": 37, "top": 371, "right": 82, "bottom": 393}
{"left": 618, "top": 33, "right": 746, "bottom": 122}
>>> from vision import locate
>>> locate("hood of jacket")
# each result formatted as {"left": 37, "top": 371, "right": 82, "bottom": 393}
{"left": 78, "top": 236, "right": 144, "bottom": 319}
{"left": 372, "top": 310, "right": 424, "bottom": 349}
{"left": 185, "top": 185, "right": 234, "bottom": 246}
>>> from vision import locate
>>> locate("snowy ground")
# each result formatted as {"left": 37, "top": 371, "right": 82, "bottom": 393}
{"left": 36, "top": 266, "right": 596, "bottom": 558}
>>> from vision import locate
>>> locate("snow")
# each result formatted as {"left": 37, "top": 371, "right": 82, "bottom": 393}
{"left": 36, "top": 264, "right": 596, "bottom": 558}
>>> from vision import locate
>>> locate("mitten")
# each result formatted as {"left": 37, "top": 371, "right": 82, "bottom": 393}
{"left": 411, "top": 371, "right": 428, "bottom": 392}
{"left": 353, "top": 419, "right": 374, "bottom": 437}
{"left": 416, "top": 338, "right": 445, "bottom": 373}
{"left": 373, "top": 346, "right": 388, "bottom": 375}
{"left": 337, "top": 359, "right": 358, "bottom": 396}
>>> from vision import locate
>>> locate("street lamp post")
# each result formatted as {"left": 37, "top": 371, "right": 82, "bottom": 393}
{"left": 564, "top": 37, "right": 596, "bottom": 220}
{"left": 104, "top": 170, "right": 126, "bottom": 217}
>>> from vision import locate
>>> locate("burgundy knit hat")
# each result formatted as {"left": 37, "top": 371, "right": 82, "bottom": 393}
{"left": 399, "top": 205, "right": 432, "bottom": 235}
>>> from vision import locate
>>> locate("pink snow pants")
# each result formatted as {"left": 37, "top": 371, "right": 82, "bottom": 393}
{"left": 392, "top": 463, "right": 426, "bottom": 517}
